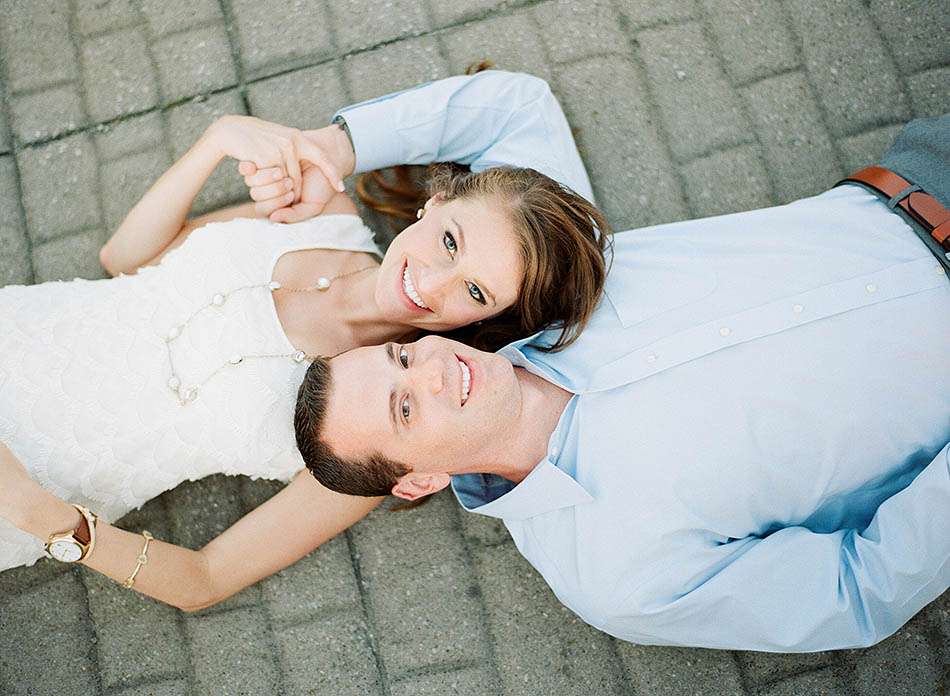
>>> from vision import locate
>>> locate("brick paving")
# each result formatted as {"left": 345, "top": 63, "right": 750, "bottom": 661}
{"left": 0, "top": 1, "right": 948, "bottom": 694}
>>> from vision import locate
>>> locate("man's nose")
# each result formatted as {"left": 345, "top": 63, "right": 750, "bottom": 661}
{"left": 411, "top": 355, "right": 445, "bottom": 395}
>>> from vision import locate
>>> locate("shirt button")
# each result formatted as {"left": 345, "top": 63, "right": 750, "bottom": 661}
{"left": 793, "top": 304, "right": 804, "bottom": 314}
{"left": 865, "top": 283, "right": 877, "bottom": 293}
{"left": 719, "top": 327, "right": 731, "bottom": 337}
{"left": 646, "top": 353, "right": 658, "bottom": 363}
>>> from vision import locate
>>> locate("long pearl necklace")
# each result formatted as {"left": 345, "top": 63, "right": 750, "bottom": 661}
{"left": 164, "top": 264, "right": 375, "bottom": 406}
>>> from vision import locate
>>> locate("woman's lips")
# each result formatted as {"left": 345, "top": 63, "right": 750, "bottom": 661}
{"left": 397, "top": 260, "right": 429, "bottom": 314}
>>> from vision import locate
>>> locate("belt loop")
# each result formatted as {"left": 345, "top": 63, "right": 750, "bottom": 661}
{"left": 886, "top": 183, "right": 921, "bottom": 209}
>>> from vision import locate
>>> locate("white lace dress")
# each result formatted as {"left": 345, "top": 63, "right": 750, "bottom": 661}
{"left": 0, "top": 214, "right": 381, "bottom": 571}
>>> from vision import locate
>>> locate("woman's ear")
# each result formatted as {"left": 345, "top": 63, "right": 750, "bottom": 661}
{"left": 423, "top": 192, "right": 445, "bottom": 213}
{"left": 391, "top": 472, "right": 451, "bottom": 501}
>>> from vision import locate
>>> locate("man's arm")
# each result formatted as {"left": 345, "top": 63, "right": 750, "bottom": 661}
{"left": 335, "top": 70, "right": 594, "bottom": 201}
{"left": 597, "top": 442, "right": 950, "bottom": 652}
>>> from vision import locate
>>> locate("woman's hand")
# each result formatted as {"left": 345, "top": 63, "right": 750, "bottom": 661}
{"left": 239, "top": 159, "right": 339, "bottom": 223}
{"left": 240, "top": 123, "right": 356, "bottom": 223}
{"left": 205, "top": 115, "right": 345, "bottom": 203}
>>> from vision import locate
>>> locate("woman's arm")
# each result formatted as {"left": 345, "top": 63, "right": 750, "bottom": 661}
{"left": 1, "top": 443, "right": 380, "bottom": 611}
{"left": 100, "top": 116, "right": 345, "bottom": 276}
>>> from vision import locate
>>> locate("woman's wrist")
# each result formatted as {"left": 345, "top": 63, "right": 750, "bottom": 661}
{"left": 197, "top": 119, "right": 232, "bottom": 163}
{"left": 304, "top": 124, "right": 356, "bottom": 179}
{"left": 16, "top": 481, "right": 80, "bottom": 541}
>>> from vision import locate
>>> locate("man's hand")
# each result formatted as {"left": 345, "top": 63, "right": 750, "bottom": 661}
{"left": 206, "top": 115, "right": 345, "bottom": 203}
{"left": 240, "top": 124, "right": 356, "bottom": 223}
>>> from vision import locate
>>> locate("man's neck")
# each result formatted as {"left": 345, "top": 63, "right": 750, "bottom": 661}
{"left": 487, "top": 366, "right": 573, "bottom": 484}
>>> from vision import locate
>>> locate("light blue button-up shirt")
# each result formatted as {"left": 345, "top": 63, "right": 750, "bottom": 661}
{"left": 337, "top": 71, "right": 950, "bottom": 652}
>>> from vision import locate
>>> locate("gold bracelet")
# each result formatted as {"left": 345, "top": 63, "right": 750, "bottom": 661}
{"left": 122, "top": 530, "right": 154, "bottom": 589}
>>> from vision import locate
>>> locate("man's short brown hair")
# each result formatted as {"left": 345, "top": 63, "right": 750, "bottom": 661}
{"left": 294, "top": 357, "right": 411, "bottom": 496}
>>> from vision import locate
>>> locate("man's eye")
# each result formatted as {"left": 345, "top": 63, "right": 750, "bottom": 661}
{"left": 443, "top": 231, "right": 458, "bottom": 255}
{"left": 401, "top": 396, "right": 411, "bottom": 422}
{"left": 399, "top": 347, "right": 409, "bottom": 368}
{"left": 468, "top": 283, "right": 486, "bottom": 305}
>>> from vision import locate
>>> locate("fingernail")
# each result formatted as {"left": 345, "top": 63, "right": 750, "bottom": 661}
{"left": 336, "top": 181, "right": 345, "bottom": 192}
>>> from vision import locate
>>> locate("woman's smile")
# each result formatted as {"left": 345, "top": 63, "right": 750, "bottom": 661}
{"left": 400, "top": 261, "right": 431, "bottom": 311}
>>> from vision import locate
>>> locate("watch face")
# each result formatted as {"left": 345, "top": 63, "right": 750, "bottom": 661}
{"left": 49, "top": 539, "right": 83, "bottom": 563}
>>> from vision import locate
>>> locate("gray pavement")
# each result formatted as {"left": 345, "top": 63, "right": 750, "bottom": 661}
{"left": 0, "top": 0, "right": 948, "bottom": 694}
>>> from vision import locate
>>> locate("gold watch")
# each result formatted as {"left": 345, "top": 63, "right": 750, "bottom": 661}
{"left": 45, "top": 504, "right": 98, "bottom": 563}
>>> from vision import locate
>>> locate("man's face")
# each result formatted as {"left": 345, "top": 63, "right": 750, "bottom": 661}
{"left": 321, "top": 336, "right": 523, "bottom": 482}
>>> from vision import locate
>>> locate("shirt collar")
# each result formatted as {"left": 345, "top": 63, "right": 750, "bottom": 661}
{"left": 450, "top": 459, "right": 593, "bottom": 520}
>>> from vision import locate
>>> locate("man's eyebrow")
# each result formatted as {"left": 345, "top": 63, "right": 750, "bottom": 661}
{"left": 452, "top": 216, "right": 497, "bottom": 307}
{"left": 385, "top": 343, "right": 397, "bottom": 433}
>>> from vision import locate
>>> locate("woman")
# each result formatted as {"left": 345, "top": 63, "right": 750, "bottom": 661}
{"left": 0, "top": 109, "right": 609, "bottom": 609}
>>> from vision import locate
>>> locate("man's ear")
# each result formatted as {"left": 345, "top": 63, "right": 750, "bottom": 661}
{"left": 391, "top": 472, "right": 451, "bottom": 501}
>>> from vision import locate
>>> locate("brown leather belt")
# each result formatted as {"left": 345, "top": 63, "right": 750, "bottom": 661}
{"left": 837, "top": 166, "right": 950, "bottom": 256}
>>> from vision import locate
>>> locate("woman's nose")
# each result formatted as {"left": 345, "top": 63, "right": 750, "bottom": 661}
{"left": 416, "top": 266, "right": 457, "bottom": 306}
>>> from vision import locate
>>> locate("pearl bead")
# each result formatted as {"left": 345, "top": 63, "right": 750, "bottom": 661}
{"left": 182, "top": 387, "right": 198, "bottom": 403}
{"left": 167, "top": 376, "right": 181, "bottom": 390}
{"left": 167, "top": 326, "right": 181, "bottom": 340}
{"left": 293, "top": 350, "right": 306, "bottom": 363}
{"left": 229, "top": 355, "right": 244, "bottom": 365}
{"left": 211, "top": 293, "right": 225, "bottom": 306}
{"left": 269, "top": 281, "right": 281, "bottom": 290}
{"left": 316, "top": 277, "right": 331, "bottom": 291}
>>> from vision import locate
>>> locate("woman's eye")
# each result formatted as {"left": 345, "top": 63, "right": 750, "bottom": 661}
{"left": 399, "top": 347, "right": 409, "bottom": 368}
{"left": 401, "top": 396, "right": 411, "bottom": 422}
{"left": 442, "top": 231, "right": 458, "bottom": 255}
{"left": 468, "top": 283, "right": 486, "bottom": 305}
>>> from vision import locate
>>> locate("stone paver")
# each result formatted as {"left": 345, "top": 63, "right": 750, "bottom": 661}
{"left": 229, "top": 0, "right": 335, "bottom": 79}
{"left": 742, "top": 71, "right": 842, "bottom": 202}
{"left": 80, "top": 27, "right": 159, "bottom": 122}
{"left": 328, "top": 0, "right": 431, "bottom": 54}
{"left": 786, "top": 0, "right": 910, "bottom": 136}
{"left": 16, "top": 134, "right": 101, "bottom": 243}
{"left": 9, "top": 84, "right": 87, "bottom": 144}
{"left": 555, "top": 55, "right": 686, "bottom": 230}
{"left": 614, "top": 643, "right": 745, "bottom": 695}
{"left": 638, "top": 22, "right": 752, "bottom": 162}
{"left": 1, "top": 2, "right": 948, "bottom": 695}
{"left": 702, "top": 0, "right": 798, "bottom": 85}
{"left": 442, "top": 11, "right": 553, "bottom": 82}
{"left": 0, "top": 155, "right": 30, "bottom": 285}
{"left": 151, "top": 24, "right": 238, "bottom": 103}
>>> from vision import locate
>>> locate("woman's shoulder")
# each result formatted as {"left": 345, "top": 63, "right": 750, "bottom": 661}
{"left": 279, "top": 214, "right": 382, "bottom": 255}
{"left": 192, "top": 214, "right": 379, "bottom": 253}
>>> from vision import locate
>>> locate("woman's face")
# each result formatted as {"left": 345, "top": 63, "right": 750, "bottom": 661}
{"left": 375, "top": 195, "right": 524, "bottom": 331}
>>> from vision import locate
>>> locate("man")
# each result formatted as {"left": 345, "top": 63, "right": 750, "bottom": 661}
{"left": 257, "top": 71, "right": 949, "bottom": 652}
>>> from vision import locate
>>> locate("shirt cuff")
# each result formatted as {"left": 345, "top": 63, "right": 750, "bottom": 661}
{"left": 333, "top": 99, "right": 411, "bottom": 174}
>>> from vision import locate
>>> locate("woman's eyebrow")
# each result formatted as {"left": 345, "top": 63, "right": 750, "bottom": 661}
{"left": 452, "top": 216, "right": 497, "bottom": 307}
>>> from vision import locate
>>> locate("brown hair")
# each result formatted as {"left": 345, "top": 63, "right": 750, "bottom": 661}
{"left": 295, "top": 356, "right": 411, "bottom": 497}
{"left": 358, "top": 163, "right": 611, "bottom": 352}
